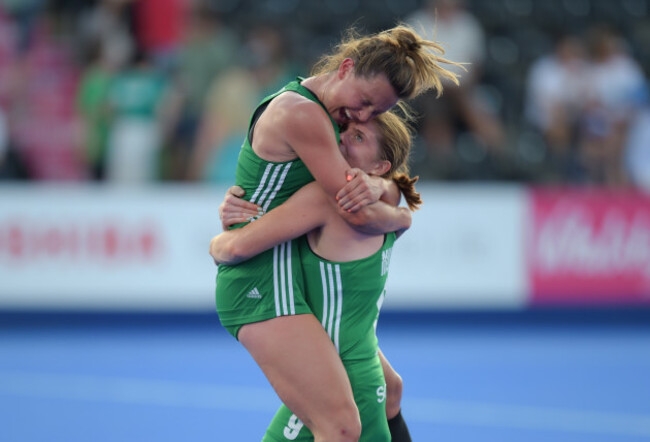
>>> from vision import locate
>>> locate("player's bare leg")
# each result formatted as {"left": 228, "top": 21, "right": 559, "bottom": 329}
{"left": 239, "top": 314, "right": 361, "bottom": 442}
{"left": 378, "top": 349, "right": 412, "bottom": 442}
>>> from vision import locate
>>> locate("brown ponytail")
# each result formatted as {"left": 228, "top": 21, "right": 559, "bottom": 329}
{"left": 372, "top": 111, "right": 422, "bottom": 211}
{"left": 393, "top": 173, "right": 422, "bottom": 211}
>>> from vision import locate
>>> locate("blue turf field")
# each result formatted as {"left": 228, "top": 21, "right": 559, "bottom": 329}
{"left": 1, "top": 311, "right": 649, "bottom": 441}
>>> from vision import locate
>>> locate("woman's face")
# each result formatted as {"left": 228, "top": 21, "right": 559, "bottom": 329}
{"left": 329, "top": 59, "right": 399, "bottom": 126}
{"left": 339, "top": 121, "right": 383, "bottom": 174}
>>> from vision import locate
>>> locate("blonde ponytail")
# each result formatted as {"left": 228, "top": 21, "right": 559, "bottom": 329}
{"left": 312, "top": 24, "right": 464, "bottom": 99}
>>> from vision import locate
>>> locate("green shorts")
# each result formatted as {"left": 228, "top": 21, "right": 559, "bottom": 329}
{"left": 262, "top": 355, "right": 390, "bottom": 441}
{"left": 215, "top": 241, "right": 312, "bottom": 339}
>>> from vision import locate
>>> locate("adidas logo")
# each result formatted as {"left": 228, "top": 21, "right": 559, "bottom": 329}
{"left": 246, "top": 287, "right": 262, "bottom": 299}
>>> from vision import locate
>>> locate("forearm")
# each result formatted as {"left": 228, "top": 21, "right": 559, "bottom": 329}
{"left": 211, "top": 184, "right": 327, "bottom": 265}
{"left": 339, "top": 201, "right": 411, "bottom": 235}
{"left": 338, "top": 177, "right": 406, "bottom": 234}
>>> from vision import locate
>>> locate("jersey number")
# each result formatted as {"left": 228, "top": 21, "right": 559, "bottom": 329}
{"left": 377, "top": 384, "right": 387, "bottom": 403}
{"left": 283, "top": 414, "right": 304, "bottom": 440}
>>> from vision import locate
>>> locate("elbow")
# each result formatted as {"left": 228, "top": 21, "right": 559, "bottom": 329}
{"left": 402, "top": 208, "right": 412, "bottom": 230}
{"left": 396, "top": 207, "right": 412, "bottom": 235}
{"left": 209, "top": 237, "right": 221, "bottom": 264}
{"left": 209, "top": 236, "right": 240, "bottom": 265}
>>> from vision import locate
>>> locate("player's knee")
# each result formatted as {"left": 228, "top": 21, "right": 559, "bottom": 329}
{"left": 385, "top": 371, "right": 403, "bottom": 419}
{"left": 327, "top": 418, "right": 361, "bottom": 442}
{"left": 341, "top": 411, "right": 362, "bottom": 441}
{"left": 332, "top": 405, "right": 361, "bottom": 441}
{"left": 313, "top": 404, "right": 361, "bottom": 441}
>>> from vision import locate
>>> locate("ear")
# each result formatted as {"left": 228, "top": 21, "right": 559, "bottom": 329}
{"left": 371, "top": 160, "right": 391, "bottom": 177}
{"left": 337, "top": 58, "right": 355, "bottom": 79}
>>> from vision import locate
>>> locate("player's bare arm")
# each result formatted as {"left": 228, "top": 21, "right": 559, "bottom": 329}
{"left": 284, "top": 98, "right": 407, "bottom": 230}
{"left": 210, "top": 183, "right": 328, "bottom": 265}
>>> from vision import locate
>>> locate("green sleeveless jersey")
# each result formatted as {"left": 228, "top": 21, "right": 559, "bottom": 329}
{"left": 233, "top": 78, "right": 340, "bottom": 214}
{"left": 216, "top": 79, "right": 341, "bottom": 338}
{"left": 300, "top": 232, "right": 397, "bottom": 361}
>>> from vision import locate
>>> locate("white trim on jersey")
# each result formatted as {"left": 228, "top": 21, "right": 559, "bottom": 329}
{"left": 256, "top": 164, "right": 281, "bottom": 208}
{"left": 273, "top": 240, "right": 295, "bottom": 317}
{"left": 279, "top": 242, "right": 288, "bottom": 315}
{"left": 251, "top": 162, "right": 293, "bottom": 211}
{"left": 253, "top": 163, "right": 295, "bottom": 318}
{"left": 326, "top": 264, "right": 335, "bottom": 338}
{"left": 333, "top": 265, "right": 343, "bottom": 352}
{"left": 319, "top": 262, "right": 328, "bottom": 330}
{"left": 273, "top": 246, "right": 281, "bottom": 317}
{"left": 263, "top": 163, "right": 292, "bottom": 212}
{"left": 250, "top": 164, "right": 273, "bottom": 205}
{"left": 320, "top": 262, "right": 342, "bottom": 353}
{"left": 287, "top": 241, "right": 295, "bottom": 315}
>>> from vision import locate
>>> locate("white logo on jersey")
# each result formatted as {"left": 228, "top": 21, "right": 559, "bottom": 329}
{"left": 381, "top": 247, "right": 393, "bottom": 276}
{"left": 376, "top": 384, "right": 387, "bottom": 403}
{"left": 283, "top": 414, "right": 304, "bottom": 440}
{"left": 246, "top": 287, "right": 262, "bottom": 299}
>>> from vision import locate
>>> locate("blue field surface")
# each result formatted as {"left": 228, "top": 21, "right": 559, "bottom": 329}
{"left": 1, "top": 310, "right": 649, "bottom": 442}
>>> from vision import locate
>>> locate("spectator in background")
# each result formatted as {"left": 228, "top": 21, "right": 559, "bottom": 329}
{"left": 131, "top": 0, "right": 187, "bottom": 74}
{"left": 0, "top": 104, "right": 28, "bottom": 180}
{"left": 104, "top": 48, "right": 172, "bottom": 183}
{"left": 0, "top": 8, "right": 27, "bottom": 179}
{"left": 188, "top": 24, "right": 299, "bottom": 183}
{"left": 75, "top": 39, "right": 118, "bottom": 180}
{"left": 166, "top": 2, "right": 239, "bottom": 181}
{"left": 0, "top": 105, "right": 8, "bottom": 174}
{"left": 577, "top": 24, "right": 646, "bottom": 187}
{"left": 0, "top": 0, "right": 46, "bottom": 54}
{"left": 624, "top": 83, "right": 650, "bottom": 192}
{"left": 77, "top": 0, "right": 135, "bottom": 73}
{"left": 8, "top": 9, "right": 85, "bottom": 180}
{"left": 524, "top": 32, "right": 589, "bottom": 182}
{"left": 406, "top": 0, "right": 504, "bottom": 179}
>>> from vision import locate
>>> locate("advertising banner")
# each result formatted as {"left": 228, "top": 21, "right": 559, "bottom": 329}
{"left": 0, "top": 184, "right": 528, "bottom": 311}
{"left": 385, "top": 184, "right": 528, "bottom": 309}
{"left": 0, "top": 184, "right": 224, "bottom": 310}
{"left": 527, "top": 188, "right": 650, "bottom": 305}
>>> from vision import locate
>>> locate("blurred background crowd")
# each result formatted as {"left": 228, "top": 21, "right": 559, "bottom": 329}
{"left": 0, "top": 0, "right": 648, "bottom": 189}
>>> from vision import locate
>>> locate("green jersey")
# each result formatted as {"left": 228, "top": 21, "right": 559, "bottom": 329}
{"left": 234, "top": 78, "right": 340, "bottom": 213}
{"left": 263, "top": 232, "right": 397, "bottom": 441}
{"left": 300, "top": 232, "right": 397, "bottom": 361}
{"left": 216, "top": 79, "right": 340, "bottom": 338}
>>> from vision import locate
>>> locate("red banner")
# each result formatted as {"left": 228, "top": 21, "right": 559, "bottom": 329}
{"left": 528, "top": 188, "right": 650, "bottom": 305}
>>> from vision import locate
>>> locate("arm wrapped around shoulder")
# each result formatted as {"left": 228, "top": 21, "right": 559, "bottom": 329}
{"left": 339, "top": 202, "right": 411, "bottom": 235}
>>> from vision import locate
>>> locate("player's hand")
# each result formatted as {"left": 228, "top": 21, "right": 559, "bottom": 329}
{"left": 335, "top": 168, "right": 383, "bottom": 213}
{"left": 218, "top": 186, "right": 263, "bottom": 229}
